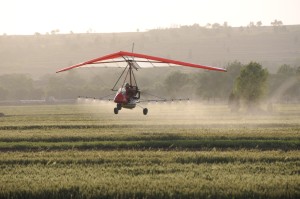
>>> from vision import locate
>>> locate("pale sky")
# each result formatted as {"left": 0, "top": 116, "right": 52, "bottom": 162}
{"left": 1, "top": 0, "right": 299, "bottom": 35}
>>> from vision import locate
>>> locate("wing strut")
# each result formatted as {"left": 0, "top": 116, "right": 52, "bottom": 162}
{"left": 111, "top": 60, "right": 139, "bottom": 91}
{"left": 111, "top": 64, "right": 129, "bottom": 91}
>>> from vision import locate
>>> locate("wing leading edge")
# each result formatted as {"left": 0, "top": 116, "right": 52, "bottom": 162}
{"left": 56, "top": 51, "right": 227, "bottom": 73}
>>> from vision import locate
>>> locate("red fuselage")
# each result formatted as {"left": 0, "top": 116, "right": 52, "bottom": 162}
{"left": 114, "top": 91, "right": 128, "bottom": 104}
{"left": 113, "top": 87, "right": 138, "bottom": 109}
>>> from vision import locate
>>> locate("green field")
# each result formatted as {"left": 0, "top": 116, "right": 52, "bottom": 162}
{"left": 0, "top": 102, "right": 299, "bottom": 199}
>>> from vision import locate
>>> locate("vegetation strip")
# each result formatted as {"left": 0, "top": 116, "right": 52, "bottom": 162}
{"left": 1, "top": 150, "right": 299, "bottom": 199}
{"left": 1, "top": 150, "right": 299, "bottom": 165}
{"left": 0, "top": 124, "right": 138, "bottom": 130}
{"left": 0, "top": 139, "right": 298, "bottom": 151}
{"left": 1, "top": 123, "right": 300, "bottom": 130}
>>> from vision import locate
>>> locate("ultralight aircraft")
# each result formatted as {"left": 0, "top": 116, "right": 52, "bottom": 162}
{"left": 57, "top": 50, "right": 226, "bottom": 115}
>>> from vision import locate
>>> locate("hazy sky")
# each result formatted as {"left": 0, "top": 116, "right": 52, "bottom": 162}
{"left": 1, "top": 0, "right": 300, "bottom": 35}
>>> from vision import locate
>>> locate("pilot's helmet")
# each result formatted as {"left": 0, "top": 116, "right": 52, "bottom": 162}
{"left": 124, "top": 83, "right": 130, "bottom": 88}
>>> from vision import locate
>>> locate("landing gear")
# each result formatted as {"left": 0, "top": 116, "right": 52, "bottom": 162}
{"left": 114, "top": 107, "right": 119, "bottom": 114}
{"left": 114, "top": 104, "right": 122, "bottom": 114}
{"left": 114, "top": 105, "right": 148, "bottom": 115}
{"left": 143, "top": 108, "right": 148, "bottom": 115}
{"left": 117, "top": 103, "right": 122, "bottom": 110}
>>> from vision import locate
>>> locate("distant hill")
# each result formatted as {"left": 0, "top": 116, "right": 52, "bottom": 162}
{"left": 0, "top": 25, "right": 299, "bottom": 77}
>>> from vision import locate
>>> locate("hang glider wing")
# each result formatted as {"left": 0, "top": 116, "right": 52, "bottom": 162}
{"left": 56, "top": 51, "right": 226, "bottom": 73}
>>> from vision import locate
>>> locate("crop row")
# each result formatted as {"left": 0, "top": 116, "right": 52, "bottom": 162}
{"left": 0, "top": 139, "right": 299, "bottom": 151}
{"left": 1, "top": 150, "right": 299, "bottom": 199}
{"left": 1, "top": 150, "right": 299, "bottom": 165}
{"left": 0, "top": 125, "right": 298, "bottom": 141}
{"left": 1, "top": 135, "right": 298, "bottom": 142}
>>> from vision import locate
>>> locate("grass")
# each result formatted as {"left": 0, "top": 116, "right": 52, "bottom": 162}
{"left": 0, "top": 103, "right": 299, "bottom": 198}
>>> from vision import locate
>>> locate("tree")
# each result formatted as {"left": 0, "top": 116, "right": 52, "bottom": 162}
{"left": 194, "top": 62, "right": 242, "bottom": 102}
{"left": 271, "top": 19, "right": 283, "bottom": 26}
{"left": 277, "top": 64, "right": 294, "bottom": 75}
{"left": 226, "top": 62, "right": 243, "bottom": 110}
{"left": 270, "top": 64, "right": 300, "bottom": 102}
{"left": 271, "top": 19, "right": 284, "bottom": 32}
{"left": 205, "top": 23, "right": 211, "bottom": 29}
{"left": 212, "top": 23, "right": 221, "bottom": 29}
{"left": 235, "top": 62, "right": 268, "bottom": 109}
{"left": 248, "top": 21, "right": 255, "bottom": 28}
{"left": 164, "top": 71, "right": 189, "bottom": 97}
{"left": 256, "top": 21, "right": 262, "bottom": 27}
{"left": 0, "top": 74, "right": 34, "bottom": 100}
{"left": 195, "top": 71, "right": 227, "bottom": 102}
{"left": 228, "top": 91, "right": 240, "bottom": 112}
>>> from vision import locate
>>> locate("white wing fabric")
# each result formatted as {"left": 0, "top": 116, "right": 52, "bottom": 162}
{"left": 57, "top": 51, "right": 226, "bottom": 73}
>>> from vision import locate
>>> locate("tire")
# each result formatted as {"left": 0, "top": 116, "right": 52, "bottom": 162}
{"left": 143, "top": 108, "right": 148, "bottom": 115}
{"left": 114, "top": 107, "right": 119, "bottom": 114}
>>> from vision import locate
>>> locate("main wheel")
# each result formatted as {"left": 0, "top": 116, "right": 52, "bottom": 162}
{"left": 114, "top": 107, "right": 119, "bottom": 114}
{"left": 143, "top": 108, "right": 148, "bottom": 115}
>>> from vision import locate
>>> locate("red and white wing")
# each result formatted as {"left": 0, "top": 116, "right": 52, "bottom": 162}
{"left": 56, "top": 51, "right": 226, "bottom": 73}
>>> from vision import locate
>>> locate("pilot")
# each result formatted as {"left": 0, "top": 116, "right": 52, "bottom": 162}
{"left": 124, "top": 82, "right": 130, "bottom": 89}
{"left": 124, "top": 83, "right": 132, "bottom": 101}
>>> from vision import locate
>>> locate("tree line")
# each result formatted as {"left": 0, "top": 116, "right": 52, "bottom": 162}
{"left": 0, "top": 62, "right": 299, "bottom": 108}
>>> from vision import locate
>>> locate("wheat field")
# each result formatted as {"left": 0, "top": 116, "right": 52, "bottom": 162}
{"left": 0, "top": 102, "right": 299, "bottom": 198}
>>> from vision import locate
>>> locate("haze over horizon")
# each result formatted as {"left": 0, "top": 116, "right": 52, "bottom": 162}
{"left": 1, "top": 0, "right": 300, "bottom": 35}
